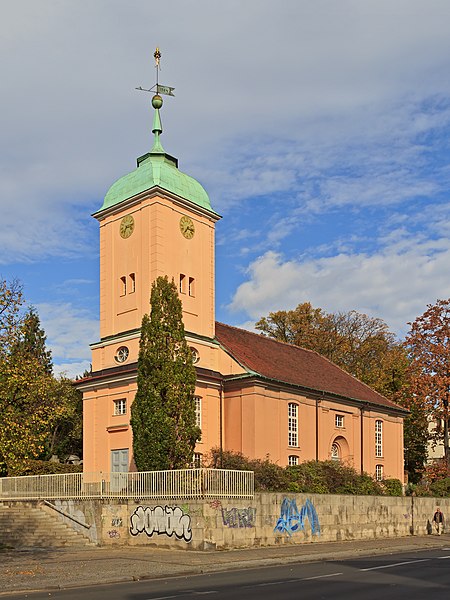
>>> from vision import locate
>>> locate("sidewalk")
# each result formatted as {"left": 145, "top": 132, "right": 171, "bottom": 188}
{"left": 1, "top": 534, "right": 449, "bottom": 595}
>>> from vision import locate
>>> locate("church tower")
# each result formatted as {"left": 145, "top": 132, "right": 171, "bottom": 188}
{"left": 80, "top": 53, "right": 221, "bottom": 473}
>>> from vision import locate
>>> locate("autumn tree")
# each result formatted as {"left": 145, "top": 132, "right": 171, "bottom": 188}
{"left": 0, "top": 352, "right": 56, "bottom": 475}
{"left": 405, "top": 298, "right": 450, "bottom": 464}
{"left": 130, "top": 276, "right": 200, "bottom": 471}
{"left": 0, "top": 277, "right": 23, "bottom": 355}
{"left": 44, "top": 377, "right": 83, "bottom": 461}
{"left": 0, "top": 281, "right": 82, "bottom": 474}
{"left": 256, "top": 303, "right": 408, "bottom": 399}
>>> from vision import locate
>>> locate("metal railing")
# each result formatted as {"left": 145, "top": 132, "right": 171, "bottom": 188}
{"left": 0, "top": 469, "right": 254, "bottom": 501}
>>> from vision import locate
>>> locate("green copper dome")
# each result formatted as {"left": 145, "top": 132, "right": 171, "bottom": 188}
{"left": 99, "top": 102, "right": 214, "bottom": 213}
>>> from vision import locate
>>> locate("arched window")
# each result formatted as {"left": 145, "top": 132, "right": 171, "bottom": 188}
{"left": 375, "top": 420, "right": 383, "bottom": 458}
{"left": 194, "top": 396, "right": 202, "bottom": 429}
{"left": 288, "top": 455, "right": 299, "bottom": 466}
{"left": 288, "top": 403, "right": 298, "bottom": 447}
{"left": 331, "top": 442, "right": 340, "bottom": 461}
{"left": 375, "top": 464, "right": 384, "bottom": 481}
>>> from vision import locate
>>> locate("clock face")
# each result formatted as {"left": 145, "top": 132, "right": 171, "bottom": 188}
{"left": 180, "top": 215, "right": 195, "bottom": 239}
{"left": 120, "top": 215, "right": 135, "bottom": 239}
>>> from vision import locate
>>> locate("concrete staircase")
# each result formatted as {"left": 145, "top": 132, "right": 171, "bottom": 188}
{"left": 0, "top": 503, "right": 93, "bottom": 549}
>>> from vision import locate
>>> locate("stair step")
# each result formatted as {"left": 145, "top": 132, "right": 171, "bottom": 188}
{"left": 0, "top": 503, "right": 94, "bottom": 549}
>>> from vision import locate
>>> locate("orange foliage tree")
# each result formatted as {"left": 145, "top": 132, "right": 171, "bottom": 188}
{"left": 405, "top": 298, "right": 450, "bottom": 465}
{"left": 256, "top": 302, "right": 409, "bottom": 399}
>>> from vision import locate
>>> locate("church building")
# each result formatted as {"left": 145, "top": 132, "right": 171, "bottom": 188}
{"left": 78, "top": 83, "right": 407, "bottom": 482}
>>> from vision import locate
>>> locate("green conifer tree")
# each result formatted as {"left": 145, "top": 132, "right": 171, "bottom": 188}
{"left": 131, "top": 276, "right": 200, "bottom": 470}
{"left": 11, "top": 307, "right": 53, "bottom": 374}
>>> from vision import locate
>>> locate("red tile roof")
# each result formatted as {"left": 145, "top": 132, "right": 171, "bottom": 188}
{"left": 215, "top": 322, "right": 406, "bottom": 412}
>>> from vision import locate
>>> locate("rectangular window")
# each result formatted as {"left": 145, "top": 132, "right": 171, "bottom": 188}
{"left": 193, "top": 452, "right": 202, "bottom": 468}
{"left": 120, "top": 276, "right": 126, "bottom": 296}
{"left": 114, "top": 399, "right": 127, "bottom": 416}
{"left": 288, "top": 455, "right": 299, "bottom": 466}
{"left": 335, "top": 414, "right": 344, "bottom": 428}
{"left": 194, "top": 396, "right": 202, "bottom": 429}
{"left": 375, "top": 464, "right": 384, "bottom": 481}
{"left": 188, "top": 277, "right": 195, "bottom": 297}
{"left": 129, "top": 273, "right": 136, "bottom": 293}
{"left": 375, "top": 420, "right": 383, "bottom": 458}
{"left": 179, "top": 274, "right": 186, "bottom": 294}
{"left": 288, "top": 403, "right": 298, "bottom": 447}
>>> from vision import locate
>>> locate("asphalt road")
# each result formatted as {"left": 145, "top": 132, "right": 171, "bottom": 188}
{"left": 7, "top": 547, "right": 450, "bottom": 600}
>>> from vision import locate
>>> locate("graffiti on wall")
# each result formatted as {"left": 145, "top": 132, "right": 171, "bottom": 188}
{"left": 107, "top": 529, "right": 120, "bottom": 538}
{"left": 221, "top": 507, "right": 256, "bottom": 528}
{"left": 111, "top": 517, "right": 122, "bottom": 527}
{"left": 274, "top": 498, "right": 320, "bottom": 537}
{"left": 130, "top": 505, "right": 192, "bottom": 542}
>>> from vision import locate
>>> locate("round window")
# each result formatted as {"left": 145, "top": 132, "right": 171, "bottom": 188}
{"left": 115, "top": 346, "right": 129, "bottom": 363}
{"left": 190, "top": 347, "right": 200, "bottom": 364}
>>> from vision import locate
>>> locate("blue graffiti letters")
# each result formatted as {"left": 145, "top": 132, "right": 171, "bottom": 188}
{"left": 274, "top": 498, "right": 320, "bottom": 537}
{"left": 130, "top": 505, "right": 192, "bottom": 542}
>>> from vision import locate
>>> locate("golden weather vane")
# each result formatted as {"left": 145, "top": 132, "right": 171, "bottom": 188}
{"left": 135, "top": 47, "right": 175, "bottom": 98}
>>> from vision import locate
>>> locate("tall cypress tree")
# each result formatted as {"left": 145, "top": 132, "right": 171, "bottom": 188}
{"left": 11, "top": 307, "right": 53, "bottom": 374}
{"left": 130, "top": 276, "right": 200, "bottom": 470}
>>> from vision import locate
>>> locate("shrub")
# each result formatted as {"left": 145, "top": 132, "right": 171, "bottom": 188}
{"left": 205, "top": 449, "right": 403, "bottom": 495}
{"left": 380, "top": 478, "right": 403, "bottom": 496}
{"left": 11, "top": 460, "right": 83, "bottom": 476}
{"left": 429, "top": 477, "right": 450, "bottom": 498}
{"left": 205, "top": 448, "right": 253, "bottom": 471}
{"left": 251, "top": 458, "right": 288, "bottom": 492}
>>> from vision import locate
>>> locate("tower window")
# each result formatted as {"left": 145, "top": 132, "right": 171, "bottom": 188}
{"left": 120, "top": 276, "right": 126, "bottom": 296}
{"left": 129, "top": 273, "right": 136, "bottom": 293}
{"left": 188, "top": 277, "right": 195, "bottom": 297}
{"left": 179, "top": 274, "right": 186, "bottom": 294}
{"left": 115, "top": 346, "right": 129, "bottom": 363}
{"left": 114, "top": 399, "right": 127, "bottom": 416}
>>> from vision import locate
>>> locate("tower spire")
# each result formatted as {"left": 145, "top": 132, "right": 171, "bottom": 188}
{"left": 135, "top": 48, "right": 176, "bottom": 155}
{"left": 151, "top": 47, "right": 164, "bottom": 153}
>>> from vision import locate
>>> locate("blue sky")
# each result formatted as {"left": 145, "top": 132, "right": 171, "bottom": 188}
{"left": 2, "top": 0, "right": 450, "bottom": 377}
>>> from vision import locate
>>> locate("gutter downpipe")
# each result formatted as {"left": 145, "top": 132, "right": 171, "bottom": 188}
{"left": 360, "top": 403, "right": 366, "bottom": 475}
{"left": 219, "top": 378, "right": 224, "bottom": 469}
{"left": 316, "top": 393, "right": 323, "bottom": 461}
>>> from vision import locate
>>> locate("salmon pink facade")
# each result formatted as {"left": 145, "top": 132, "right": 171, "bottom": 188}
{"left": 78, "top": 97, "right": 407, "bottom": 482}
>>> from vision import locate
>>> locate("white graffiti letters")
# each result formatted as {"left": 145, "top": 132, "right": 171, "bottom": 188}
{"left": 129, "top": 505, "right": 192, "bottom": 542}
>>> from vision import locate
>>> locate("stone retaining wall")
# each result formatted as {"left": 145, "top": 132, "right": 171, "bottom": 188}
{"left": 8, "top": 494, "right": 450, "bottom": 550}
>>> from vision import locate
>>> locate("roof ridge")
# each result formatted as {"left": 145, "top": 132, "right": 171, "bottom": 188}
{"left": 214, "top": 321, "right": 402, "bottom": 410}
{"left": 215, "top": 320, "right": 319, "bottom": 354}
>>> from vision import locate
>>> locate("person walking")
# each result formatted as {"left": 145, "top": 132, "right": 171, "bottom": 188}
{"left": 433, "top": 507, "right": 445, "bottom": 535}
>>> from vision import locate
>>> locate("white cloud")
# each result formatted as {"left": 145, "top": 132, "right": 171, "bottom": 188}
{"left": 36, "top": 302, "right": 98, "bottom": 367}
{"left": 54, "top": 360, "right": 92, "bottom": 381}
{"left": 229, "top": 234, "right": 450, "bottom": 337}
{"left": 2, "top": 1, "right": 450, "bottom": 369}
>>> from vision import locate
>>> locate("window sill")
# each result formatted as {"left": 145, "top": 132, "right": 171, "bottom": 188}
{"left": 107, "top": 424, "right": 129, "bottom": 432}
